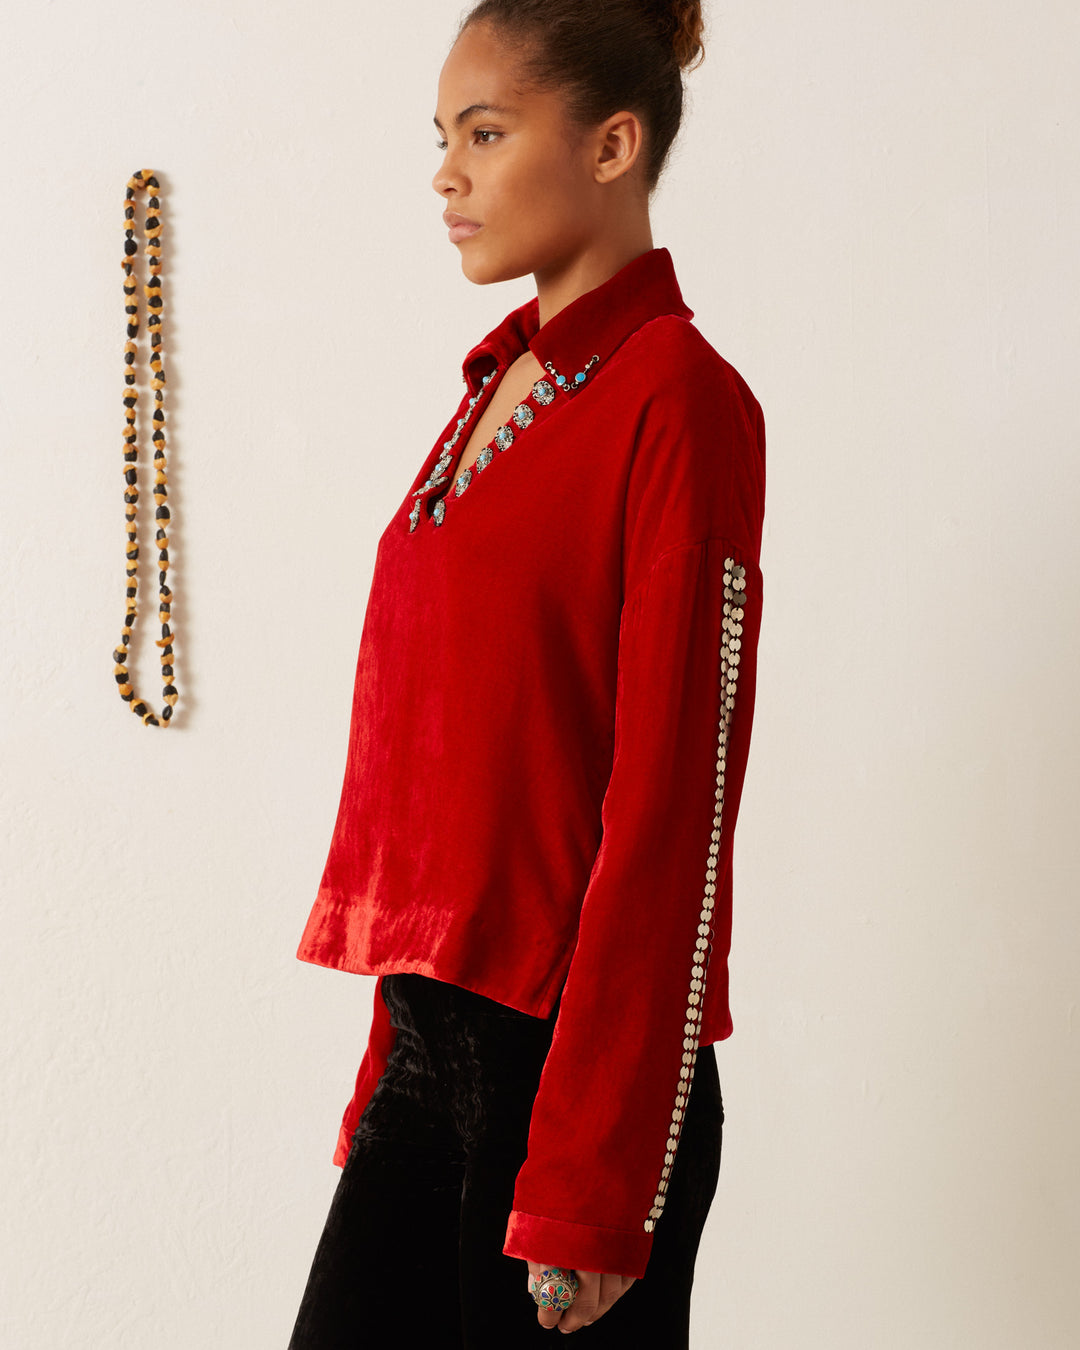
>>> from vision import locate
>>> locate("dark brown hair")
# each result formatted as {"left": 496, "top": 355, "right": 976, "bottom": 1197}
{"left": 456, "top": 0, "right": 706, "bottom": 194}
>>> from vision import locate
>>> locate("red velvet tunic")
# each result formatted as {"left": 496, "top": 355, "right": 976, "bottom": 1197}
{"left": 296, "top": 246, "right": 766, "bottom": 1279}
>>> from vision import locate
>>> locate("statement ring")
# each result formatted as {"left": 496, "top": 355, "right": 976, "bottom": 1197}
{"left": 529, "top": 1266, "right": 579, "bottom": 1311}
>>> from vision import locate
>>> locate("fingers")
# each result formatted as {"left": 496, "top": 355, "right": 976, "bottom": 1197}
{"left": 549, "top": 1271, "right": 637, "bottom": 1334}
{"left": 526, "top": 1263, "right": 594, "bottom": 1328}
{"left": 545, "top": 1268, "right": 597, "bottom": 1332}
{"left": 564, "top": 1269, "right": 631, "bottom": 1333}
{"left": 550, "top": 1269, "right": 600, "bottom": 1332}
{"left": 524, "top": 1260, "right": 638, "bottom": 1334}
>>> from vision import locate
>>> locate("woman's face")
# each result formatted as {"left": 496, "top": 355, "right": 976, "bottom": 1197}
{"left": 432, "top": 21, "right": 605, "bottom": 285}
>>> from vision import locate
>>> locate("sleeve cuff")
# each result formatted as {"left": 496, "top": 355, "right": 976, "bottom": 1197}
{"left": 330, "top": 976, "right": 398, "bottom": 1169}
{"left": 331, "top": 1119, "right": 352, "bottom": 1169}
{"left": 502, "top": 1208, "right": 653, "bottom": 1280}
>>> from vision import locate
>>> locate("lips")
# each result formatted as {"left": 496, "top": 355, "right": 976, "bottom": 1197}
{"left": 444, "top": 211, "right": 483, "bottom": 244}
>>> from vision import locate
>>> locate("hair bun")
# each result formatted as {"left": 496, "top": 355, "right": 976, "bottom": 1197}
{"left": 648, "top": 0, "right": 705, "bottom": 71}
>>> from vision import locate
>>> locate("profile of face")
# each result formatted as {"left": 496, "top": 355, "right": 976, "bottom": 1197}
{"left": 432, "top": 20, "right": 644, "bottom": 286}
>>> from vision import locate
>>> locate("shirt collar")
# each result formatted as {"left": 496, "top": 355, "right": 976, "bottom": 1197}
{"left": 461, "top": 246, "right": 694, "bottom": 394}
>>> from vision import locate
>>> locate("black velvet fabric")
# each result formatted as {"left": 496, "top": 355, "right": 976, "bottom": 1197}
{"left": 287, "top": 973, "right": 723, "bottom": 1348}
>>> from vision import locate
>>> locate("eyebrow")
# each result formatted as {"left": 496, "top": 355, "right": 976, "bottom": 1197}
{"left": 433, "top": 103, "right": 516, "bottom": 132}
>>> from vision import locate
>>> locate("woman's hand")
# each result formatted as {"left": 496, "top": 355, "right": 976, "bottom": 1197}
{"left": 525, "top": 1259, "right": 637, "bottom": 1333}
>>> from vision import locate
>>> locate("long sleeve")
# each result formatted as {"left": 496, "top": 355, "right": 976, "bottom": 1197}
{"left": 502, "top": 537, "right": 763, "bottom": 1278}
{"left": 502, "top": 360, "right": 766, "bottom": 1279}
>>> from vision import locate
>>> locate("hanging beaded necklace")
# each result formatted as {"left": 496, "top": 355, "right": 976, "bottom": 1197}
{"left": 112, "top": 169, "right": 177, "bottom": 726}
{"left": 407, "top": 352, "right": 600, "bottom": 532}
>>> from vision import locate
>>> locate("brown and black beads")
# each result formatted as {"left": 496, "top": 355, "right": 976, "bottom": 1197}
{"left": 113, "top": 169, "right": 177, "bottom": 725}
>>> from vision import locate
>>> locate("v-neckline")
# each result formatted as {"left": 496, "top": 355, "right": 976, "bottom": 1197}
{"left": 407, "top": 362, "right": 565, "bottom": 532}
{"left": 445, "top": 368, "right": 506, "bottom": 495}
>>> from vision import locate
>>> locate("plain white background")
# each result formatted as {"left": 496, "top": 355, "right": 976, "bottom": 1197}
{"left": 2, "top": 2, "right": 1077, "bottom": 1346}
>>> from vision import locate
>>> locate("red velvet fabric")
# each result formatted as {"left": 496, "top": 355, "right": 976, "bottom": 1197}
{"left": 296, "top": 247, "right": 766, "bottom": 1279}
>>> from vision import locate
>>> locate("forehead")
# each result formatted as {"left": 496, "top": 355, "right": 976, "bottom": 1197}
{"left": 435, "top": 20, "right": 539, "bottom": 114}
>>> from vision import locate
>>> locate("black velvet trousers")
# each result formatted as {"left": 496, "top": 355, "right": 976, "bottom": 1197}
{"left": 287, "top": 972, "right": 723, "bottom": 1348}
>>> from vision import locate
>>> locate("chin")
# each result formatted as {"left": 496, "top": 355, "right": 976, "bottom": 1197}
{"left": 459, "top": 251, "right": 533, "bottom": 287}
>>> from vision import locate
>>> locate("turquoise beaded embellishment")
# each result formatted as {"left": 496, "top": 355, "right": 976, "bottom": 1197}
{"left": 544, "top": 353, "right": 599, "bottom": 393}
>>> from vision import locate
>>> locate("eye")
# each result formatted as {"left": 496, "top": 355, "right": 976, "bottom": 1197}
{"left": 434, "top": 129, "right": 502, "bottom": 151}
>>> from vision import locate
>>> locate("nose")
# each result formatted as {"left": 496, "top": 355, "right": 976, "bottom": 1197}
{"left": 432, "top": 163, "right": 453, "bottom": 198}
{"left": 432, "top": 144, "right": 463, "bottom": 199}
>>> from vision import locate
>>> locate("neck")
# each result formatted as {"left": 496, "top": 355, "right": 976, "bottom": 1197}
{"left": 533, "top": 225, "right": 655, "bottom": 331}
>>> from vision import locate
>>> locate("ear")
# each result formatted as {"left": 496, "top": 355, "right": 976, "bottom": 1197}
{"left": 592, "top": 110, "right": 646, "bottom": 184}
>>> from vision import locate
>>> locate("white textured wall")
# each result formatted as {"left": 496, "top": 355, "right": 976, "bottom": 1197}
{"left": 2, "top": 2, "right": 1077, "bottom": 1346}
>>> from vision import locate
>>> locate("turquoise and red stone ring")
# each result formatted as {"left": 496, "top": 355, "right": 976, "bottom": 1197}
{"left": 528, "top": 1266, "right": 580, "bottom": 1312}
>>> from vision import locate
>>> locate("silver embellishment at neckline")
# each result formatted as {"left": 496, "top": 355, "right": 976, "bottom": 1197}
{"left": 410, "top": 364, "right": 603, "bottom": 531}
{"left": 408, "top": 369, "right": 495, "bottom": 532}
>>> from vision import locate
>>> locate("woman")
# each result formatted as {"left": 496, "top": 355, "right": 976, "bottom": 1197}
{"left": 288, "top": 1, "right": 765, "bottom": 1345}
